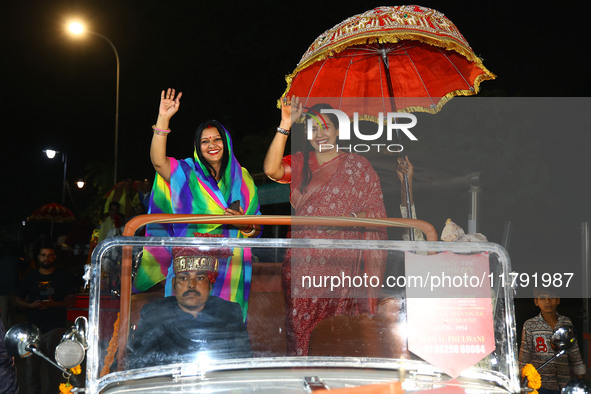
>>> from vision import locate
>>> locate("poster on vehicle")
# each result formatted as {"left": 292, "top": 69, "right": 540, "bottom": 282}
{"left": 405, "top": 252, "right": 495, "bottom": 378}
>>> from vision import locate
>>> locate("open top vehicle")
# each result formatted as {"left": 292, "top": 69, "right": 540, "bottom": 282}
{"left": 9, "top": 214, "right": 530, "bottom": 393}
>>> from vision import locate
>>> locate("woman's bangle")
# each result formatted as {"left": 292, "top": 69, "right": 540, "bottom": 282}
{"left": 152, "top": 125, "right": 171, "bottom": 135}
{"left": 276, "top": 127, "right": 290, "bottom": 136}
{"left": 240, "top": 226, "right": 256, "bottom": 237}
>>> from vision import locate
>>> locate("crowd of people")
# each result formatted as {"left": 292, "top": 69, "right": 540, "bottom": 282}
{"left": 1, "top": 244, "right": 76, "bottom": 394}
{"left": 98, "top": 177, "right": 152, "bottom": 243}
{"left": 1, "top": 88, "right": 587, "bottom": 393}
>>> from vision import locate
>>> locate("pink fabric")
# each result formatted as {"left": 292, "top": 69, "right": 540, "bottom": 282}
{"left": 283, "top": 152, "right": 387, "bottom": 355}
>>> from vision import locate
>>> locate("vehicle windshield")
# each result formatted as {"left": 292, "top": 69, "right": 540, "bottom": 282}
{"left": 86, "top": 231, "right": 519, "bottom": 393}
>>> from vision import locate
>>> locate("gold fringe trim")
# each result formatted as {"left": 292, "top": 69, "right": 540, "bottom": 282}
{"left": 100, "top": 313, "right": 120, "bottom": 377}
{"left": 278, "top": 30, "right": 496, "bottom": 111}
{"left": 301, "top": 30, "right": 479, "bottom": 71}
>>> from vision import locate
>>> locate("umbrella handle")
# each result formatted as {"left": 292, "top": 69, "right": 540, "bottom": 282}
{"left": 378, "top": 44, "right": 397, "bottom": 112}
{"left": 379, "top": 44, "right": 414, "bottom": 240}
{"left": 402, "top": 173, "right": 415, "bottom": 241}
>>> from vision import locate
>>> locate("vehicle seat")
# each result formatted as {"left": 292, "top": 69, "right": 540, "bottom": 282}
{"left": 247, "top": 262, "right": 286, "bottom": 356}
{"left": 130, "top": 287, "right": 164, "bottom": 329}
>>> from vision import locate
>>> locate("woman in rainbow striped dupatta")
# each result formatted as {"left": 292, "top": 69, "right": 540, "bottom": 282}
{"left": 134, "top": 88, "right": 261, "bottom": 321}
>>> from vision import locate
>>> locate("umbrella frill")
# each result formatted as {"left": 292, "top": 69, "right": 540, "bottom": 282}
{"left": 28, "top": 202, "right": 75, "bottom": 223}
{"left": 280, "top": 5, "right": 496, "bottom": 114}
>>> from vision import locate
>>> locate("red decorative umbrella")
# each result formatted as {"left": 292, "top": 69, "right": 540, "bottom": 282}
{"left": 28, "top": 202, "right": 76, "bottom": 223}
{"left": 280, "top": 5, "right": 495, "bottom": 239}
{"left": 281, "top": 5, "right": 495, "bottom": 116}
{"left": 280, "top": 6, "right": 497, "bottom": 370}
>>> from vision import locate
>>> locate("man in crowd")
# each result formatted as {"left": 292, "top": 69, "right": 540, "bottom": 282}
{"left": 15, "top": 243, "right": 76, "bottom": 394}
{"left": 127, "top": 247, "right": 251, "bottom": 368}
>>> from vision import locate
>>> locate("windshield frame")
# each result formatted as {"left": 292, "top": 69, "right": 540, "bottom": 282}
{"left": 87, "top": 233, "right": 519, "bottom": 393}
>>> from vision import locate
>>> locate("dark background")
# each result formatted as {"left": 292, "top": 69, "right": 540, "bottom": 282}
{"left": 1, "top": 2, "right": 591, "bottom": 385}
{"left": 5, "top": 1, "right": 590, "bottom": 218}
{"left": 3, "top": 0, "right": 591, "bottom": 326}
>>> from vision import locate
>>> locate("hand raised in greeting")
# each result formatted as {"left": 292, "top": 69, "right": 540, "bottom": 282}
{"left": 281, "top": 95, "right": 303, "bottom": 129}
{"left": 159, "top": 88, "right": 182, "bottom": 120}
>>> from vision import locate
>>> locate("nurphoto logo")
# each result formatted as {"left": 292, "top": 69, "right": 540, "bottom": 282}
{"left": 306, "top": 108, "right": 418, "bottom": 153}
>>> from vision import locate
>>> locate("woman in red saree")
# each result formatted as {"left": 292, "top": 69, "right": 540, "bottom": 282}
{"left": 264, "top": 97, "right": 388, "bottom": 355}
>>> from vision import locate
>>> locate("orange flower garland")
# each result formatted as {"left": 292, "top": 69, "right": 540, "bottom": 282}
{"left": 100, "top": 313, "right": 120, "bottom": 377}
{"left": 58, "top": 364, "right": 83, "bottom": 393}
{"left": 70, "top": 364, "right": 81, "bottom": 375}
{"left": 521, "top": 363, "right": 542, "bottom": 394}
{"left": 59, "top": 382, "right": 73, "bottom": 394}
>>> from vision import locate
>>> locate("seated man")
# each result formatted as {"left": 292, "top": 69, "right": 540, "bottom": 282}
{"left": 127, "top": 247, "right": 251, "bottom": 368}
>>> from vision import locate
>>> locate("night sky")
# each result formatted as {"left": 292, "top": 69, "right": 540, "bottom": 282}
{"left": 4, "top": 1, "right": 591, "bottom": 284}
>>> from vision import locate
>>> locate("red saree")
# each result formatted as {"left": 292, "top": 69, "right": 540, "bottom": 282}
{"left": 284, "top": 152, "right": 387, "bottom": 355}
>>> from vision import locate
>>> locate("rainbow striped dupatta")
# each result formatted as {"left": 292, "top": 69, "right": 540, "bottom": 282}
{"left": 134, "top": 124, "right": 260, "bottom": 320}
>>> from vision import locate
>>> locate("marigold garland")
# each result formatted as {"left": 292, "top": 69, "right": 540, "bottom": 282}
{"left": 59, "top": 382, "right": 73, "bottom": 394}
{"left": 58, "top": 364, "right": 82, "bottom": 393}
{"left": 521, "top": 363, "right": 542, "bottom": 393}
{"left": 100, "top": 312, "right": 120, "bottom": 377}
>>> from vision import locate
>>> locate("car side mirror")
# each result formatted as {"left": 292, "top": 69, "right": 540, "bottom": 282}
{"left": 562, "top": 378, "right": 591, "bottom": 394}
{"left": 4, "top": 323, "right": 72, "bottom": 377}
{"left": 538, "top": 324, "right": 576, "bottom": 371}
{"left": 4, "top": 322, "right": 39, "bottom": 359}
{"left": 550, "top": 324, "right": 575, "bottom": 353}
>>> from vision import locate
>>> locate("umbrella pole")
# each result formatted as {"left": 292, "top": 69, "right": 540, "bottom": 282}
{"left": 379, "top": 45, "right": 414, "bottom": 240}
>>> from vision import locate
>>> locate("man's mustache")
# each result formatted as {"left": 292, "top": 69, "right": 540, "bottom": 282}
{"left": 183, "top": 290, "right": 201, "bottom": 297}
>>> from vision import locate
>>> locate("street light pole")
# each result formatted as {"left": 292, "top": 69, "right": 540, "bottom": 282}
{"left": 89, "top": 31, "right": 120, "bottom": 186}
{"left": 68, "top": 23, "right": 120, "bottom": 185}
{"left": 44, "top": 149, "right": 68, "bottom": 205}
{"left": 61, "top": 152, "right": 68, "bottom": 205}
{"left": 91, "top": 32, "right": 119, "bottom": 186}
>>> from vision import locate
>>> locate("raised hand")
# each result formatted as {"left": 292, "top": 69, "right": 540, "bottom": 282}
{"left": 280, "top": 95, "right": 303, "bottom": 129}
{"left": 159, "top": 88, "right": 182, "bottom": 119}
{"left": 264, "top": 96, "right": 301, "bottom": 182}
{"left": 151, "top": 88, "right": 180, "bottom": 183}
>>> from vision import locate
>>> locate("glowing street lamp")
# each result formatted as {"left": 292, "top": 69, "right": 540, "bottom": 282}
{"left": 68, "top": 22, "right": 85, "bottom": 35}
{"left": 44, "top": 149, "right": 58, "bottom": 159}
{"left": 67, "top": 21, "right": 120, "bottom": 186}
